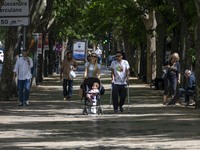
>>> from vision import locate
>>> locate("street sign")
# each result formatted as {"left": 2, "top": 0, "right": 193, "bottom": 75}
{"left": 0, "top": 17, "right": 29, "bottom": 26}
{"left": 0, "top": 0, "right": 29, "bottom": 16}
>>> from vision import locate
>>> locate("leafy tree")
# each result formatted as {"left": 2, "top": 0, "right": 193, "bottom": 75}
{"left": 0, "top": 0, "right": 55, "bottom": 100}
{"left": 194, "top": 0, "right": 200, "bottom": 108}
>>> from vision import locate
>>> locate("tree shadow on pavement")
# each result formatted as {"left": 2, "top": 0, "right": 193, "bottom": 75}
{"left": 1, "top": 76, "right": 200, "bottom": 149}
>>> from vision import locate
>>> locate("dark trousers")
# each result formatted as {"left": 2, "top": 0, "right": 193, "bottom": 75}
{"left": 171, "top": 88, "right": 194, "bottom": 104}
{"left": 63, "top": 79, "right": 73, "bottom": 98}
{"left": 112, "top": 84, "right": 127, "bottom": 110}
{"left": 164, "top": 77, "right": 177, "bottom": 96}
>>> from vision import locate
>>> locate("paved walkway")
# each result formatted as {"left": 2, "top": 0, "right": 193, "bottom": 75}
{"left": 1, "top": 66, "right": 200, "bottom": 149}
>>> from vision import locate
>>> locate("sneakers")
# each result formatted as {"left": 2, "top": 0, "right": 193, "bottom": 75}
{"left": 114, "top": 106, "right": 123, "bottom": 113}
{"left": 64, "top": 96, "right": 71, "bottom": 101}
{"left": 114, "top": 110, "right": 118, "bottom": 113}
{"left": 67, "top": 97, "right": 71, "bottom": 101}
{"left": 167, "top": 100, "right": 175, "bottom": 106}
{"left": 25, "top": 101, "right": 29, "bottom": 106}
{"left": 163, "top": 102, "right": 168, "bottom": 105}
{"left": 19, "top": 102, "right": 23, "bottom": 107}
{"left": 19, "top": 101, "right": 29, "bottom": 106}
{"left": 120, "top": 106, "right": 123, "bottom": 113}
{"left": 182, "top": 102, "right": 189, "bottom": 106}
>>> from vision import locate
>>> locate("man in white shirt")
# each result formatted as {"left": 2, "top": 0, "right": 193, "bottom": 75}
{"left": 110, "top": 51, "right": 130, "bottom": 113}
{"left": 95, "top": 46, "right": 102, "bottom": 64}
{"left": 13, "top": 50, "right": 33, "bottom": 106}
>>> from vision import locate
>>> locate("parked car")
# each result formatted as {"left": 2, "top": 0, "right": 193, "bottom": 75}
{"left": 107, "top": 55, "right": 116, "bottom": 67}
{"left": 0, "top": 50, "right": 4, "bottom": 63}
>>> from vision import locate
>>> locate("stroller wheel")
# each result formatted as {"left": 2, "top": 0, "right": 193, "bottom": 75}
{"left": 83, "top": 109, "right": 88, "bottom": 115}
{"left": 97, "top": 107, "right": 103, "bottom": 115}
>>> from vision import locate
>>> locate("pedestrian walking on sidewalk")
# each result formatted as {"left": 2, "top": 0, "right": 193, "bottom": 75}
{"left": 13, "top": 50, "right": 33, "bottom": 106}
{"left": 95, "top": 46, "right": 102, "bottom": 64}
{"left": 79, "top": 53, "right": 101, "bottom": 99}
{"left": 84, "top": 52, "right": 101, "bottom": 79}
{"left": 110, "top": 51, "right": 130, "bottom": 113}
{"left": 60, "top": 51, "right": 77, "bottom": 101}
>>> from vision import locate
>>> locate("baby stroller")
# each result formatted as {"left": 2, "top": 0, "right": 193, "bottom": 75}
{"left": 82, "top": 77, "right": 104, "bottom": 115}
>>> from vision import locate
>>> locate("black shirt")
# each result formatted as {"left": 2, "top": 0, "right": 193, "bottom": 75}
{"left": 164, "top": 60, "right": 180, "bottom": 79}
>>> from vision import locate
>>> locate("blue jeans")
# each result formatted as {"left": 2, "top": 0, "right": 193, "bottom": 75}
{"left": 18, "top": 79, "right": 31, "bottom": 103}
{"left": 98, "top": 57, "right": 102, "bottom": 64}
{"left": 171, "top": 88, "right": 194, "bottom": 104}
{"left": 112, "top": 84, "right": 127, "bottom": 110}
{"left": 63, "top": 79, "right": 73, "bottom": 98}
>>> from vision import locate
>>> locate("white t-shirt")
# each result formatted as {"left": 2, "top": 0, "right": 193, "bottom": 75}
{"left": 110, "top": 59, "right": 130, "bottom": 85}
{"left": 95, "top": 48, "right": 102, "bottom": 57}
{"left": 13, "top": 56, "right": 33, "bottom": 80}
{"left": 85, "top": 62, "right": 101, "bottom": 78}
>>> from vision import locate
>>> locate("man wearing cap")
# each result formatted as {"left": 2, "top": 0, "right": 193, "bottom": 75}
{"left": 60, "top": 51, "right": 77, "bottom": 101}
{"left": 13, "top": 50, "right": 33, "bottom": 106}
{"left": 167, "top": 69, "right": 195, "bottom": 106}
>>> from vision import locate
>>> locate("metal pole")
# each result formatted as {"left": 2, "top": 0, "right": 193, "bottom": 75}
{"left": 23, "top": 26, "right": 26, "bottom": 50}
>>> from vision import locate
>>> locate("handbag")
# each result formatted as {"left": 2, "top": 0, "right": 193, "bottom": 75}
{"left": 70, "top": 70, "right": 76, "bottom": 79}
{"left": 162, "top": 69, "right": 167, "bottom": 79}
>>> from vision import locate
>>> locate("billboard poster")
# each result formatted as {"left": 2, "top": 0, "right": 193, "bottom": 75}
{"left": 73, "top": 40, "right": 86, "bottom": 60}
{"left": 44, "top": 33, "right": 49, "bottom": 50}
{"left": 37, "top": 33, "right": 42, "bottom": 54}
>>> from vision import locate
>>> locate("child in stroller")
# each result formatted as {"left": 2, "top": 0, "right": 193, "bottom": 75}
{"left": 86, "top": 82, "right": 100, "bottom": 101}
{"left": 82, "top": 77, "right": 104, "bottom": 115}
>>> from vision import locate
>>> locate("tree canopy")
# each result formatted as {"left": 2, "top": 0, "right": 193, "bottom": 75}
{"left": 1, "top": 0, "right": 200, "bottom": 107}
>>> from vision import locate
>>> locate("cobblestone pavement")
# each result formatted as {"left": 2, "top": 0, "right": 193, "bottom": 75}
{"left": 1, "top": 66, "right": 200, "bottom": 150}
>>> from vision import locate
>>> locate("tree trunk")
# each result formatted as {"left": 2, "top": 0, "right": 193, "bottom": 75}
{"left": 156, "top": 11, "right": 166, "bottom": 78}
{"left": 171, "top": 0, "right": 195, "bottom": 86}
{"left": 0, "top": 27, "right": 19, "bottom": 100}
{"left": 134, "top": 44, "right": 141, "bottom": 77}
{"left": 142, "top": 9, "right": 157, "bottom": 83}
{"left": 194, "top": 0, "right": 200, "bottom": 108}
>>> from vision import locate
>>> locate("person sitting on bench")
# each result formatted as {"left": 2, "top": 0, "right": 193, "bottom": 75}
{"left": 167, "top": 69, "right": 195, "bottom": 106}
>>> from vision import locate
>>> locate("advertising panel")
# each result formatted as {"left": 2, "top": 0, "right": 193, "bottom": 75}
{"left": 37, "top": 33, "right": 42, "bottom": 54}
{"left": 44, "top": 33, "right": 49, "bottom": 50}
{"left": 73, "top": 40, "right": 86, "bottom": 60}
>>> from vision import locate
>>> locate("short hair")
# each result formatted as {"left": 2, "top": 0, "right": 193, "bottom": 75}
{"left": 115, "top": 51, "right": 123, "bottom": 55}
{"left": 93, "top": 82, "right": 99, "bottom": 88}
{"left": 185, "top": 69, "right": 191, "bottom": 75}
{"left": 66, "top": 51, "right": 72, "bottom": 55}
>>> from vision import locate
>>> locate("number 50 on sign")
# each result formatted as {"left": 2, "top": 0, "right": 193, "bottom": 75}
{"left": 0, "top": 17, "right": 29, "bottom": 26}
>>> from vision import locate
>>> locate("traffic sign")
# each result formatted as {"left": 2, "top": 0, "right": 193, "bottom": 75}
{"left": 0, "top": 17, "right": 29, "bottom": 26}
{"left": 0, "top": 0, "right": 29, "bottom": 17}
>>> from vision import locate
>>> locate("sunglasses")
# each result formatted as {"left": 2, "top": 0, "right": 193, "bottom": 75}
{"left": 91, "top": 55, "right": 97, "bottom": 58}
